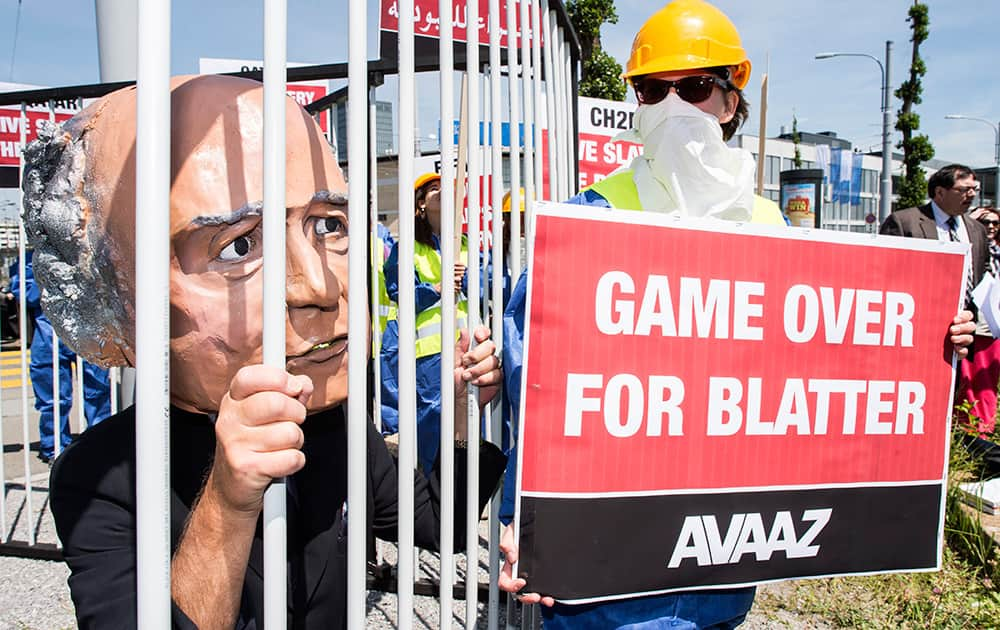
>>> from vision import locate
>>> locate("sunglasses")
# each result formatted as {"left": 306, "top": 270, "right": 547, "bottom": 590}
{"left": 980, "top": 219, "right": 1000, "bottom": 227}
{"left": 631, "top": 75, "right": 729, "bottom": 106}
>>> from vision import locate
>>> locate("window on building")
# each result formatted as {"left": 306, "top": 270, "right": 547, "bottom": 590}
{"left": 862, "top": 169, "right": 878, "bottom": 194}
{"left": 766, "top": 155, "right": 781, "bottom": 186}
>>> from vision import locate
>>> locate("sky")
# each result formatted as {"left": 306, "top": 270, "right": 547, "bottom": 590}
{"left": 2, "top": 0, "right": 999, "bottom": 168}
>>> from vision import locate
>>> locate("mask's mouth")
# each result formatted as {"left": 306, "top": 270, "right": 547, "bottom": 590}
{"left": 287, "top": 335, "right": 348, "bottom": 366}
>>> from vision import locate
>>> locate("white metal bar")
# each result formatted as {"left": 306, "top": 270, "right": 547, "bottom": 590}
{"left": 16, "top": 102, "right": 32, "bottom": 545}
{"left": 543, "top": 5, "right": 558, "bottom": 201}
{"left": 562, "top": 37, "right": 573, "bottom": 200}
{"left": 396, "top": 0, "right": 417, "bottom": 623}
{"left": 262, "top": 1, "right": 289, "bottom": 628}
{"left": 551, "top": 27, "right": 565, "bottom": 200}
{"left": 487, "top": 2, "right": 505, "bottom": 626}
{"left": 52, "top": 332, "right": 60, "bottom": 459}
{"left": 530, "top": 0, "right": 544, "bottom": 199}
{"left": 77, "top": 355, "right": 85, "bottom": 429}
{"left": 465, "top": 0, "right": 483, "bottom": 623}
{"left": 47, "top": 99, "right": 63, "bottom": 459}
{"left": 506, "top": 0, "right": 523, "bottom": 281}
{"left": 520, "top": 0, "right": 537, "bottom": 233}
{"left": 506, "top": 596, "right": 517, "bottom": 630}
{"left": 437, "top": 0, "right": 457, "bottom": 619}
{"left": 370, "top": 95, "right": 383, "bottom": 435}
{"left": 110, "top": 367, "right": 119, "bottom": 415}
{"left": 134, "top": 0, "right": 171, "bottom": 624}
{"left": 346, "top": 0, "right": 370, "bottom": 623}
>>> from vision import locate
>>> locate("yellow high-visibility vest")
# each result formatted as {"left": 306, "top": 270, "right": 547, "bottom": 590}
{"left": 412, "top": 236, "right": 469, "bottom": 359}
{"left": 586, "top": 170, "right": 787, "bottom": 226}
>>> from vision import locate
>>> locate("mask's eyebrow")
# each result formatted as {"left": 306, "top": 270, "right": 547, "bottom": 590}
{"left": 313, "top": 190, "right": 348, "bottom": 206}
{"left": 188, "top": 201, "right": 263, "bottom": 227}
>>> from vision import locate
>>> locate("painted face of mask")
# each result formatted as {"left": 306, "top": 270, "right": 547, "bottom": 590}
{"left": 627, "top": 92, "right": 755, "bottom": 221}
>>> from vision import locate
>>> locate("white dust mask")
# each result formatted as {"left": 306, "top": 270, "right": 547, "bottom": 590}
{"left": 620, "top": 91, "right": 755, "bottom": 221}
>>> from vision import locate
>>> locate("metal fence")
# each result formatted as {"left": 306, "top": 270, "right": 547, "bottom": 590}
{"left": 0, "top": 0, "right": 579, "bottom": 627}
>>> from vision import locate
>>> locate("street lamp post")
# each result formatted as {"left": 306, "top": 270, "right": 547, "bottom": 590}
{"left": 816, "top": 41, "right": 893, "bottom": 224}
{"left": 944, "top": 114, "right": 1000, "bottom": 208}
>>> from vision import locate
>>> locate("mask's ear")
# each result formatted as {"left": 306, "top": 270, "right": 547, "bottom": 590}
{"left": 718, "top": 90, "right": 739, "bottom": 125}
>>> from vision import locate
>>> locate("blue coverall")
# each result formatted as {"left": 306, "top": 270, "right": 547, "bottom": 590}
{"left": 10, "top": 251, "right": 112, "bottom": 460}
{"left": 380, "top": 234, "right": 511, "bottom": 475}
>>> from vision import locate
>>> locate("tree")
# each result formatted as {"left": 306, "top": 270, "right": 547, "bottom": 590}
{"left": 567, "top": 0, "right": 626, "bottom": 101}
{"left": 792, "top": 113, "right": 803, "bottom": 168}
{"left": 894, "top": 1, "right": 934, "bottom": 208}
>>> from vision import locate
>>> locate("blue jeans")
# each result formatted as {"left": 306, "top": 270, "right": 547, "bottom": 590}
{"left": 540, "top": 588, "right": 756, "bottom": 630}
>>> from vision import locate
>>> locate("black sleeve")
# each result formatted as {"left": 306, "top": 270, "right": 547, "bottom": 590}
{"left": 50, "top": 429, "right": 200, "bottom": 630}
{"left": 367, "top": 421, "right": 506, "bottom": 551}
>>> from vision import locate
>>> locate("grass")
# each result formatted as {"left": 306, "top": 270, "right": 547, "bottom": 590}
{"left": 755, "top": 549, "right": 1000, "bottom": 629}
{"left": 752, "top": 429, "right": 1000, "bottom": 629}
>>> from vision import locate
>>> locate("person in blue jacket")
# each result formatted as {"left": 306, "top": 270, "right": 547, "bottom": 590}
{"left": 9, "top": 250, "right": 111, "bottom": 463}
{"left": 496, "top": 1, "right": 974, "bottom": 628}
{"left": 380, "top": 173, "right": 469, "bottom": 474}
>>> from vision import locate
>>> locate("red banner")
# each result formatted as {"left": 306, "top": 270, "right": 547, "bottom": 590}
{"left": 516, "top": 203, "right": 964, "bottom": 601}
{"left": 380, "top": 0, "right": 538, "bottom": 47}
{"left": 0, "top": 109, "right": 75, "bottom": 166}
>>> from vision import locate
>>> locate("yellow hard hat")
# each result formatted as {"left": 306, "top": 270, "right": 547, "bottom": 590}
{"left": 414, "top": 172, "right": 441, "bottom": 192}
{"left": 502, "top": 188, "right": 526, "bottom": 213}
{"left": 624, "top": 0, "right": 751, "bottom": 90}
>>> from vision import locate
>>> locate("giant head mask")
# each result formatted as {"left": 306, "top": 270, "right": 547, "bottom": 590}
{"left": 22, "top": 75, "right": 353, "bottom": 414}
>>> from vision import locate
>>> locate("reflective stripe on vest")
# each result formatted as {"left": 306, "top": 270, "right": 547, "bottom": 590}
{"left": 413, "top": 237, "right": 469, "bottom": 359}
{"left": 586, "top": 169, "right": 786, "bottom": 225}
{"left": 373, "top": 235, "right": 397, "bottom": 335}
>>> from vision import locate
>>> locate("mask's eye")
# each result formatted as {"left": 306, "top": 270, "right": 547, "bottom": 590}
{"left": 315, "top": 216, "right": 345, "bottom": 237}
{"left": 218, "top": 235, "right": 254, "bottom": 261}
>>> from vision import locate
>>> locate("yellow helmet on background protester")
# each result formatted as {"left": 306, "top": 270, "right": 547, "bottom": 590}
{"left": 414, "top": 172, "right": 441, "bottom": 192}
{"left": 502, "top": 188, "right": 526, "bottom": 213}
{"left": 624, "top": 0, "right": 751, "bottom": 90}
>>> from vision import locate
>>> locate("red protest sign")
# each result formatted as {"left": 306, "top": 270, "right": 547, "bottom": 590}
{"left": 515, "top": 202, "right": 964, "bottom": 603}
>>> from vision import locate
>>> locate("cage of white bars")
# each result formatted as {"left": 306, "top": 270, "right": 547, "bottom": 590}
{"left": 0, "top": 0, "right": 579, "bottom": 627}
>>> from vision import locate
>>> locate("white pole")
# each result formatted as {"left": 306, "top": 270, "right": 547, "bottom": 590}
{"left": 370, "top": 95, "right": 383, "bottom": 435}
{"left": 110, "top": 367, "right": 119, "bottom": 415}
{"left": 261, "top": 1, "right": 289, "bottom": 628}
{"left": 487, "top": 1, "right": 505, "bottom": 626}
{"left": 396, "top": 0, "right": 417, "bottom": 623}
{"left": 437, "top": 0, "right": 458, "bottom": 620}
{"left": 46, "top": 100, "right": 68, "bottom": 452}
{"left": 506, "top": 0, "right": 523, "bottom": 281}
{"left": 346, "top": 0, "right": 370, "bottom": 624}
{"left": 17, "top": 101, "right": 33, "bottom": 545}
{"left": 77, "top": 356, "right": 85, "bottom": 429}
{"left": 542, "top": 5, "right": 558, "bottom": 201}
{"left": 530, "top": 0, "right": 544, "bottom": 199}
{"left": 134, "top": 0, "right": 171, "bottom": 624}
{"left": 563, "top": 42, "right": 573, "bottom": 200}
{"left": 465, "top": 0, "right": 483, "bottom": 623}
{"left": 94, "top": 0, "right": 138, "bottom": 82}
{"left": 51, "top": 335, "right": 60, "bottom": 459}
{"left": 520, "top": 0, "right": 537, "bottom": 234}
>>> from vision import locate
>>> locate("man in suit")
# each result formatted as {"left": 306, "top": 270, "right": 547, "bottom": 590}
{"left": 879, "top": 163, "right": 990, "bottom": 313}
{"left": 22, "top": 74, "right": 505, "bottom": 628}
{"left": 880, "top": 163, "right": 1000, "bottom": 474}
